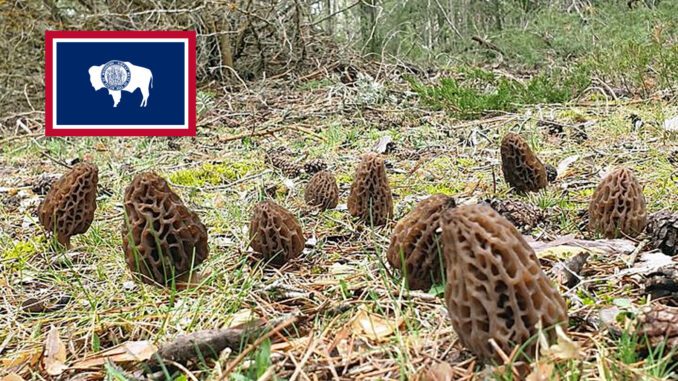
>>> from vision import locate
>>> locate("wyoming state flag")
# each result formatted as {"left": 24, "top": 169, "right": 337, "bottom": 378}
{"left": 45, "top": 31, "right": 196, "bottom": 136}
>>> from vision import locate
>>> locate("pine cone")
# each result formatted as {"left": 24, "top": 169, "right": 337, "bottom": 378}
{"left": 646, "top": 212, "right": 677, "bottom": 256}
{"left": 636, "top": 304, "right": 678, "bottom": 355}
{"left": 265, "top": 148, "right": 302, "bottom": 177}
{"left": 545, "top": 164, "right": 558, "bottom": 182}
{"left": 303, "top": 159, "right": 328, "bottom": 175}
{"left": 571, "top": 126, "right": 588, "bottom": 142}
{"left": 669, "top": 150, "right": 678, "bottom": 165}
{"left": 486, "top": 199, "right": 544, "bottom": 233}
{"left": 394, "top": 147, "right": 421, "bottom": 161}
{"left": 32, "top": 174, "right": 59, "bottom": 196}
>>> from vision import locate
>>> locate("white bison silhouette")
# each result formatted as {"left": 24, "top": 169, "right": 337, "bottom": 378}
{"left": 88, "top": 61, "right": 153, "bottom": 108}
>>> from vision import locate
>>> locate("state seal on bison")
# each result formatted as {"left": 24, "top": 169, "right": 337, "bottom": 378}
{"left": 88, "top": 60, "right": 153, "bottom": 108}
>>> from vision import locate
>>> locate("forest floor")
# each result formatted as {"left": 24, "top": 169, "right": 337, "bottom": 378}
{"left": 0, "top": 69, "right": 677, "bottom": 380}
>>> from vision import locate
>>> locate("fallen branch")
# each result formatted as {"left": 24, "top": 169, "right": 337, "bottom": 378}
{"left": 471, "top": 36, "right": 505, "bottom": 57}
{"left": 144, "top": 315, "right": 297, "bottom": 372}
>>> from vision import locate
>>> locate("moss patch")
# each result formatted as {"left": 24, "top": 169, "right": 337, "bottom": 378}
{"left": 168, "top": 160, "right": 262, "bottom": 187}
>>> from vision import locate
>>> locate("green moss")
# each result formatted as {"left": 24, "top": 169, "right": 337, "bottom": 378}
{"left": 423, "top": 183, "right": 462, "bottom": 196}
{"left": 2, "top": 237, "right": 43, "bottom": 269}
{"left": 168, "top": 160, "right": 262, "bottom": 187}
{"left": 335, "top": 172, "right": 353, "bottom": 185}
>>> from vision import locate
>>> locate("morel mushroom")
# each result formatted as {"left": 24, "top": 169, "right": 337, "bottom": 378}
{"left": 386, "top": 194, "right": 456, "bottom": 291}
{"left": 304, "top": 170, "right": 339, "bottom": 210}
{"left": 38, "top": 162, "right": 98, "bottom": 248}
{"left": 249, "top": 201, "right": 304, "bottom": 266}
{"left": 442, "top": 204, "right": 568, "bottom": 363}
{"left": 500, "top": 132, "right": 548, "bottom": 193}
{"left": 347, "top": 153, "right": 393, "bottom": 226}
{"left": 122, "top": 172, "right": 209, "bottom": 287}
{"left": 588, "top": 167, "right": 646, "bottom": 238}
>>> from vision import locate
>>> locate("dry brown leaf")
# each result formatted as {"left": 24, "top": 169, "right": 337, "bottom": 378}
{"left": 536, "top": 245, "right": 593, "bottom": 260}
{"left": 71, "top": 341, "right": 157, "bottom": 369}
{"left": 540, "top": 325, "right": 582, "bottom": 361}
{"left": 1, "top": 348, "right": 41, "bottom": 369}
{"left": 0, "top": 373, "right": 26, "bottom": 381}
{"left": 43, "top": 325, "right": 67, "bottom": 376}
{"left": 413, "top": 362, "right": 455, "bottom": 381}
{"left": 526, "top": 362, "right": 557, "bottom": 381}
{"left": 225, "top": 309, "right": 257, "bottom": 328}
{"left": 350, "top": 307, "right": 402, "bottom": 342}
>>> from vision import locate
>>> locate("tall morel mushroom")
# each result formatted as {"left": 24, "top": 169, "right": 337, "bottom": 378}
{"left": 304, "top": 170, "right": 339, "bottom": 210}
{"left": 387, "top": 194, "right": 456, "bottom": 291}
{"left": 249, "top": 201, "right": 304, "bottom": 266}
{"left": 589, "top": 167, "right": 646, "bottom": 239}
{"left": 500, "top": 132, "right": 548, "bottom": 193}
{"left": 122, "top": 172, "right": 209, "bottom": 287}
{"left": 442, "top": 204, "right": 568, "bottom": 363}
{"left": 38, "top": 162, "right": 99, "bottom": 248}
{"left": 347, "top": 153, "right": 393, "bottom": 226}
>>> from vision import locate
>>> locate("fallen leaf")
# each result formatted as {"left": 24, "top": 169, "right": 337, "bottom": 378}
{"left": 540, "top": 325, "right": 581, "bottom": 361}
{"left": 0, "top": 373, "right": 25, "bottom": 381}
{"left": 350, "top": 307, "right": 402, "bottom": 342}
{"left": 1, "top": 348, "right": 41, "bottom": 369}
{"left": 526, "top": 235, "right": 636, "bottom": 256}
{"left": 93, "top": 142, "right": 108, "bottom": 151}
{"left": 43, "top": 325, "right": 67, "bottom": 376}
{"left": 555, "top": 155, "right": 579, "bottom": 178}
{"left": 225, "top": 309, "right": 257, "bottom": 328}
{"left": 634, "top": 252, "right": 674, "bottom": 271}
{"left": 526, "top": 362, "right": 556, "bottom": 381}
{"left": 413, "top": 362, "right": 455, "bottom": 381}
{"left": 373, "top": 135, "right": 393, "bottom": 154}
{"left": 71, "top": 341, "right": 157, "bottom": 369}
{"left": 599, "top": 306, "right": 622, "bottom": 329}
{"left": 535, "top": 245, "right": 593, "bottom": 260}
{"left": 663, "top": 116, "right": 678, "bottom": 132}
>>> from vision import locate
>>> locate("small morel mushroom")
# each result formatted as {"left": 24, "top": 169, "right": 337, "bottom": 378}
{"left": 500, "top": 132, "right": 548, "bottom": 193}
{"left": 304, "top": 170, "right": 339, "bottom": 210}
{"left": 442, "top": 204, "right": 568, "bottom": 363}
{"left": 121, "top": 172, "right": 209, "bottom": 287}
{"left": 347, "top": 153, "right": 393, "bottom": 226}
{"left": 249, "top": 201, "right": 304, "bottom": 266}
{"left": 303, "top": 159, "right": 328, "bottom": 175}
{"left": 588, "top": 167, "right": 647, "bottom": 239}
{"left": 646, "top": 211, "right": 677, "bottom": 256}
{"left": 38, "top": 163, "right": 99, "bottom": 248}
{"left": 386, "top": 194, "right": 456, "bottom": 291}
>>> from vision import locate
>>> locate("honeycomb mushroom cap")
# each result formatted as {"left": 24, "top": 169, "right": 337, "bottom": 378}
{"left": 304, "top": 170, "right": 339, "bottom": 210}
{"left": 387, "top": 194, "right": 456, "bottom": 291}
{"left": 121, "top": 172, "right": 209, "bottom": 287}
{"left": 442, "top": 204, "right": 568, "bottom": 363}
{"left": 38, "top": 162, "right": 99, "bottom": 247}
{"left": 588, "top": 167, "right": 647, "bottom": 239}
{"left": 347, "top": 153, "right": 393, "bottom": 226}
{"left": 249, "top": 201, "right": 304, "bottom": 266}
{"left": 500, "top": 132, "right": 548, "bottom": 193}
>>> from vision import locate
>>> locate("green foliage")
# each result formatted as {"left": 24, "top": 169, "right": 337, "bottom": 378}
{"left": 408, "top": 67, "right": 590, "bottom": 118}
{"left": 168, "top": 160, "right": 262, "bottom": 187}
{"left": 1, "top": 237, "right": 42, "bottom": 270}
